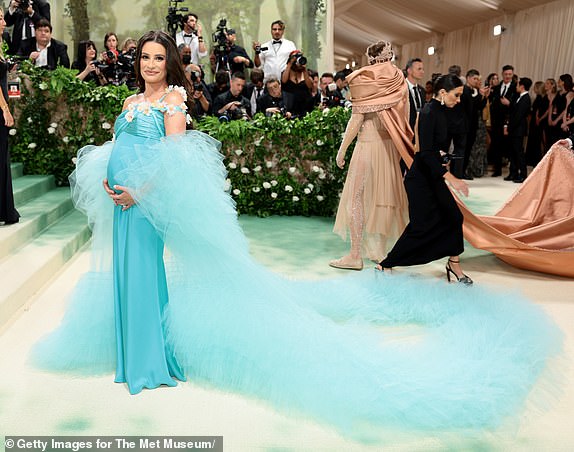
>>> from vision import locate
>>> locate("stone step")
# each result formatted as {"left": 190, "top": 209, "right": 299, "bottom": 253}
{"left": 0, "top": 188, "right": 74, "bottom": 260}
{"left": 10, "top": 163, "right": 23, "bottom": 179}
{"left": 12, "top": 174, "right": 55, "bottom": 207}
{"left": 0, "top": 209, "right": 91, "bottom": 328}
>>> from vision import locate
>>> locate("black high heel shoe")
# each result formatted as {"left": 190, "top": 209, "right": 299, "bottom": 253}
{"left": 446, "top": 258, "right": 473, "bottom": 285}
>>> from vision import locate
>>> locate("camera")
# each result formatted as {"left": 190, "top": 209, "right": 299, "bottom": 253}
{"left": 254, "top": 45, "right": 269, "bottom": 55}
{"left": 188, "top": 70, "right": 203, "bottom": 92}
{"left": 291, "top": 52, "right": 307, "bottom": 66}
{"left": 166, "top": 0, "right": 189, "bottom": 39}
{"left": 16, "top": 0, "right": 32, "bottom": 13}
{"left": 439, "top": 151, "right": 452, "bottom": 166}
{"left": 212, "top": 18, "right": 229, "bottom": 53}
{"left": 322, "top": 82, "right": 344, "bottom": 108}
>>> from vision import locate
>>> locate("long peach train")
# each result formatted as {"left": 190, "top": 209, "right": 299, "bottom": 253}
{"left": 455, "top": 143, "right": 574, "bottom": 278}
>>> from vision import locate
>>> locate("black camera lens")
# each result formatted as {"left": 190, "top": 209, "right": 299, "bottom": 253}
{"left": 296, "top": 55, "right": 307, "bottom": 66}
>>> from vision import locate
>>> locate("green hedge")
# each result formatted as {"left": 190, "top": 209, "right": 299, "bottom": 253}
{"left": 9, "top": 64, "right": 353, "bottom": 216}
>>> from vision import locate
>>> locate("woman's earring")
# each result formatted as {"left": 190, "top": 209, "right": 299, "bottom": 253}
{"left": 440, "top": 97, "right": 445, "bottom": 105}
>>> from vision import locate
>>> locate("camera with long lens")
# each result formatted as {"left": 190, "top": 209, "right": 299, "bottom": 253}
{"left": 322, "top": 82, "right": 344, "bottom": 108}
{"left": 219, "top": 103, "right": 247, "bottom": 122}
{"left": 188, "top": 69, "right": 203, "bottom": 92}
{"left": 291, "top": 51, "right": 307, "bottom": 66}
{"left": 16, "top": 0, "right": 32, "bottom": 13}
{"left": 212, "top": 18, "right": 229, "bottom": 55}
{"left": 166, "top": 0, "right": 189, "bottom": 39}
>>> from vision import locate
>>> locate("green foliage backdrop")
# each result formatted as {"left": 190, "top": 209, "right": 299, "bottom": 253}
{"left": 9, "top": 65, "right": 353, "bottom": 217}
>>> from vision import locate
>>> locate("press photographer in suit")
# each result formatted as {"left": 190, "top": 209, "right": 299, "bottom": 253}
{"left": 18, "top": 18, "right": 69, "bottom": 70}
{"left": 5, "top": 0, "right": 50, "bottom": 54}
{"left": 489, "top": 65, "right": 516, "bottom": 176}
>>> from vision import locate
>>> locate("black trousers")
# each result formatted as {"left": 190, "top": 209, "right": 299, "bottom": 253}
{"left": 509, "top": 135, "right": 527, "bottom": 179}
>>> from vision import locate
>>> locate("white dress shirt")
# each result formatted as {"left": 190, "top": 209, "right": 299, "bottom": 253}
{"left": 257, "top": 38, "right": 296, "bottom": 81}
{"left": 35, "top": 41, "right": 50, "bottom": 67}
{"left": 175, "top": 31, "right": 207, "bottom": 65}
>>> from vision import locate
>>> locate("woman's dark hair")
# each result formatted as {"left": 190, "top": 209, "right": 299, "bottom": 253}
{"left": 432, "top": 74, "right": 463, "bottom": 95}
{"left": 560, "top": 73, "right": 573, "bottom": 92}
{"left": 104, "top": 32, "right": 118, "bottom": 50}
{"left": 73, "top": 40, "right": 97, "bottom": 71}
{"left": 134, "top": 30, "right": 193, "bottom": 113}
{"left": 486, "top": 72, "right": 497, "bottom": 86}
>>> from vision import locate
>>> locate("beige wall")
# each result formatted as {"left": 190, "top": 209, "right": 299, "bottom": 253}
{"left": 398, "top": 0, "right": 574, "bottom": 83}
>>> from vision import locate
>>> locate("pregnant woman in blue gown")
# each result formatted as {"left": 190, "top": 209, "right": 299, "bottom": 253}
{"left": 33, "top": 32, "right": 563, "bottom": 441}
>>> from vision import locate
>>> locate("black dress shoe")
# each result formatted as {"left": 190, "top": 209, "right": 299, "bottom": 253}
{"left": 513, "top": 177, "right": 525, "bottom": 183}
{"left": 503, "top": 175, "right": 516, "bottom": 181}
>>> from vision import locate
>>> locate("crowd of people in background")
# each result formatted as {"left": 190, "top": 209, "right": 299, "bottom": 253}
{"left": 2, "top": 3, "right": 571, "bottom": 182}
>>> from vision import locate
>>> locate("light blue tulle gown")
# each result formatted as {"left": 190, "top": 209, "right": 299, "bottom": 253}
{"left": 32, "top": 88, "right": 563, "bottom": 441}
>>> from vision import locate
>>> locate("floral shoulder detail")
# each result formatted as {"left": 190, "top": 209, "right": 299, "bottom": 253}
{"left": 124, "top": 87, "right": 191, "bottom": 124}
{"left": 166, "top": 85, "right": 188, "bottom": 102}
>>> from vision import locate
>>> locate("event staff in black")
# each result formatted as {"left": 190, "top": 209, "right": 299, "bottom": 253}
{"left": 506, "top": 77, "right": 532, "bottom": 183}
{"left": 489, "top": 65, "right": 516, "bottom": 176}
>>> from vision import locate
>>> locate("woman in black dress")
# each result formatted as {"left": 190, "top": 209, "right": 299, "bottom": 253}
{"left": 377, "top": 74, "right": 472, "bottom": 284}
{"left": 72, "top": 40, "right": 108, "bottom": 86}
{"left": 0, "top": 10, "right": 19, "bottom": 225}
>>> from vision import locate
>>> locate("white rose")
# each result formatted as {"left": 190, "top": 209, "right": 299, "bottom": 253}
{"left": 262, "top": 182, "right": 271, "bottom": 189}
{"left": 270, "top": 180, "right": 278, "bottom": 186}
{"left": 292, "top": 196, "right": 299, "bottom": 202}
{"left": 312, "top": 165, "right": 320, "bottom": 173}
{"left": 228, "top": 162, "right": 237, "bottom": 169}
{"left": 252, "top": 187, "right": 261, "bottom": 193}
{"left": 316, "top": 195, "right": 324, "bottom": 201}
{"left": 38, "top": 82, "right": 48, "bottom": 90}
{"left": 62, "top": 136, "right": 70, "bottom": 143}
{"left": 271, "top": 192, "right": 278, "bottom": 199}
{"left": 71, "top": 157, "right": 78, "bottom": 165}
{"left": 265, "top": 161, "right": 274, "bottom": 168}
{"left": 28, "top": 142, "right": 37, "bottom": 149}
{"left": 284, "top": 185, "right": 293, "bottom": 192}
{"left": 304, "top": 188, "right": 311, "bottom": 195}
{"left": 322, "top": 107, "right": 330, "bottom": 115}
{"left": 307, "top": 183, "right": 314, "bottom": 190}
{"left": 319, "top": 173, "right": 326, "bottom": 180}
{"left": 50, "top": 122, "right": 58, "bottom": 128}
{"left": 8, "top": 128, "right": 16, "bottom": 136}
{"left": 241, "top": 167, "right": 250, "bottom": 174}
{"left": 288, "top": 167, "right": 296, "bottom": 174}
{"left": 47, "top": 127, "right": 55, "bottom": 134}
{"left": 253, "top": 165, "right": 262, "bottom": 172}
{"left": 101, "top": 122, "right": 112, "bottom": 130}
{"left": 27, "top": 117, "right": 33, "bottom": 123}
{"left": 234, "top": 149, "right": 243, "bottom": 156}
{"left": 233, "top": 189, "right": 241, "bottom": 195}
{"left": 89, "top": 138, "right": 95, "bottom": 143}
{"left": 316, "top": 139, "right": 324, "bottom": 146}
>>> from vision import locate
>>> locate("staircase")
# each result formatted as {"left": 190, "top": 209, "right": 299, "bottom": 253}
{"left": 0, "top": 163, "right": 91, "bottom": 330}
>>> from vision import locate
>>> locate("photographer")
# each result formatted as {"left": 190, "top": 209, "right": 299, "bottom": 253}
{"left": 18, "top": 18, "right": 69, "bottom": 70}
{"left": 183, "top": 62, "right": 211, "bottom": 117}
{"left": 280, "top": 49, "right": 313, "bottom": 118}
{"left": 252, "top": 20, "right": 296, "bottom": 82}
{"left": 72, "top": 40, "right": 107, "bottom": 86}
{"left": 226, "top": 29, "right": 253, "bottom": 75}
{"left": 5, "top": 0, "right": 50, "bottom": 55}
{"left": 101, "top": 32, "right": 119, "bottom": 65}
{"left": 175, "top": 13, "right": 207, "bottom": 65}
{"left": 213, "top": 72, "right": 251, "bottom": 120}
{"left": 256, "top": 77, "right": 292, "bottom": 119}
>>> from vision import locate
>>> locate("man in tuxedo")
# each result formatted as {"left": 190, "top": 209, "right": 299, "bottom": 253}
{"left": 242, "top": 68, "right": 265, "bottom": 117}
{"left": 175, "top": 13, "right": 207, "bottom": 65}
{"left": 4, "top": 0, "right": 50, "bottom": 55}
{"left": 506, "top": 77, "right": 532, "bottom": 183}
{"left": 489, "top": 64, "right": 517, "bottom": 176}
{"left": 18, "top": 18, "right": 69, "bottom": 70}
{"left": 252, "top": 20, "right": 296, "bottom": 82}
{"left": 405, "top": 58, "right": 426, "bottom": 131}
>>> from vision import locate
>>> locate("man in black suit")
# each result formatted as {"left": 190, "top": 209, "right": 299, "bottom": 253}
{"left": 256, "top": 77, "right": 292, "bottom": 118}
{"left": 4, "top": 0, "right": 50, "bottom": 55}
{"left": 18, "top": 18, "right": 69, "bottom": 70}
{"left": 213, "top": 72, "right": 251, "bottom": 120}
{"left": 506, "top": 77, "right": 532, "bottom": 183}
{"left": 405, "top": 58, "right": 426, "bottom": 132}
{"left": 489, "top": 64, "right": 516, "bottom": 176}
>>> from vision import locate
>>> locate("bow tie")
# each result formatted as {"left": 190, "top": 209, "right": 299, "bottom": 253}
{"left": 183, "top": 33, "right": 194, "bottom": 38}
{"left": 272, "top": 40, "right": 282, "bottom": 44}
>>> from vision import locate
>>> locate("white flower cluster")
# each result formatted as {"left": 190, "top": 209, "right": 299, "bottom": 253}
{"left": 166, "top": 85, "right": 188, "bottom": 101}
{"left": 47, "top": 121, "right": 58, "bottom": 135}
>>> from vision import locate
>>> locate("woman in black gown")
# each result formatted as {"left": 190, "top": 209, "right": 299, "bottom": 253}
{"left": 377, "top": 74, "right": 472, "bottom": 284}
{"left": 0, "top": 10, "right": 19, "bottom": 225}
